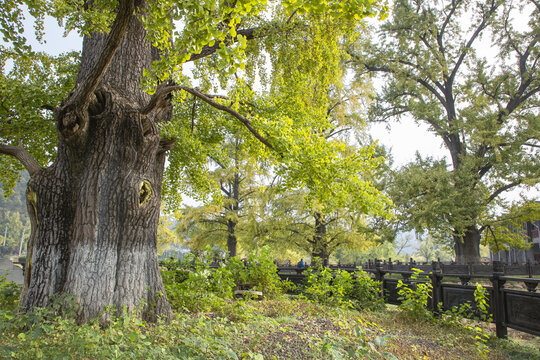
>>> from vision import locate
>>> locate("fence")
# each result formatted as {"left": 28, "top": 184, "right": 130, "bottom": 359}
{"left": 276, "top": 260, "right": 540, "bottom": 339}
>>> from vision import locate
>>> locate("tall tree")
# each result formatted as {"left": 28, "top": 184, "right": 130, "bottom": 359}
{"left": 352, "top": 0, "right": 540, "bottom": 263}
{"left": 262, "top": 188, "right": 377, "bottom": 264}
{"left": 0, "top": 1, "right": 388, "bottom": 322}
{"left": 176, "top": 135, "right": 265, "bottom": 257}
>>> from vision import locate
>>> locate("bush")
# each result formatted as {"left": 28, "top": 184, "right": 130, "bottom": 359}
{"left": 396, "top": 268, "right": 433, "bottom": 321}
{"left": 161, "top": 246, "right": 285, "bottom": 312}
{"left": 350, "top": 270, "right": 385, "bottom": 311}
{"left": 303, "top": 265, "right": 384, "bottom": 310}
{"left": 0, "top": 275, "right": 21, "bottom": 312}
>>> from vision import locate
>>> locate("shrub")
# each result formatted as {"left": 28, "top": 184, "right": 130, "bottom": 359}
{"left": 0, "top": 275, "right": 21, "bottom": 312}
{"left": 396, "top": 268, "right": 433, "bottom": 321}
{"left": 350, "top": 270, "right": 385, "bottom": 311}
{"left": 303, "top": 265, "right": 384, "bottom": 310}
{"left": 161, "top": 246, "right": 285, "bottom": 312}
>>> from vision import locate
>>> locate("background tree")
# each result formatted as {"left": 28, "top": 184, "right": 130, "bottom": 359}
{"left": 157, "top": 215, "right": 180, "bottom": 255}
{"left": 351, "top": 0, "right": 540, "bottom": 263}
{"left": 175, "top": 135, "right": 266, "bottom": 257}
{"left": 0, "top": 0, "right": 389, "bottom": 322}
{"left": 412, "top": 232, "right": 454, "bottom": 263}
{"left": 259, "top": 187, "right": 379, "bottom": 264}
{"left": 482, "top": 201, "right": 540, "bottom": 253}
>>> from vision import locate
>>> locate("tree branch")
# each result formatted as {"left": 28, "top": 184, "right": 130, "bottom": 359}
{"left": 448, "top": 0, "right": 497, "bottom": 85}
{"left": 68, "top": 0, "right": 134, "bottom": 109}
{"left": 361, "top": 60, "right": 448, "bottom": 107}
{"left": 184, "top": 28, "right": 260, "bottom": 63}
{"left": 486, "top": 181, "right": 521, "bottom": 204}
{"left": 142, "top": 85, "right": 274, "bottom": 150}
{"left": 438, "top": 0, "right": 462, "bottom": 57}
{"left": 0, "top": 144, "right": 42, "bottom": 176}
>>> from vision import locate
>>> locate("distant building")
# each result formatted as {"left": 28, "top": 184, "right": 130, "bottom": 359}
{"left": 490, "top": 220, "right": 540, "bottom": 264}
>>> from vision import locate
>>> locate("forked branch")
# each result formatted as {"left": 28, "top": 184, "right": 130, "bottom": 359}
{"left": 68, "top": 0, "right": 135, "bottom": 110}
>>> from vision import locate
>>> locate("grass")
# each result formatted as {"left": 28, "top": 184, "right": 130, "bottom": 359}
{"left": 1, "top": 296, "right": 538, "bottom": 359}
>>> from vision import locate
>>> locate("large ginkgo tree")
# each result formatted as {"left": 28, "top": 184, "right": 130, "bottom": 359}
{"left": 0, "top": 0, "right": 389, "bottom": 322}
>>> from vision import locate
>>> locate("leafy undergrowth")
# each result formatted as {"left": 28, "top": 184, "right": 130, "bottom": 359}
{"left": 0, "top": 297, "right": 538, "bottom": 360}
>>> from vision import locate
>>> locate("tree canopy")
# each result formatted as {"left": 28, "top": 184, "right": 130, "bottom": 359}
{"left": 1, "top": 0, "right": 391, "bottom": 218}
{"left": 0, "top": 0, "right": 391, "bottom": 321}
{"left": 352, "top": 0, "right": 540, "bottom": 263}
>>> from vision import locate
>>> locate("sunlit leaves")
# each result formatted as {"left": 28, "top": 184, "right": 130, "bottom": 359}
{"left": 482, "top": 201, "right": 540, "bottom": 252}
{"left": 0, "top": 0, "right": 392, "bottom": 222}
{"left": 357, "top": 0, "right": 539, "bottom": 251}
{"left": 0, "top": 49, "right": 79, "bottom": 194}
{"left": 282, "top": 0, "right": 388, "bottom": 21}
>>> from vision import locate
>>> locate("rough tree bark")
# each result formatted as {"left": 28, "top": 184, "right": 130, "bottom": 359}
{"left": 453, "top": 226, "right": 482, "bottom": 265}
{"left": 311, "top": 212, "right": 329, "bottom": 265}
{"left": 18, "top": 1, "right": 174, "bottom": 323}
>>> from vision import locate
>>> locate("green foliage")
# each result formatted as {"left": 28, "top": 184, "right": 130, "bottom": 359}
{"left": 175, "top": 135, "right": 269, "bottom": 256}
{"left": 0, "top": 306, "right": 242, "bottom": 360}
{"left": 355, "top": 0, "right": 540, "bottom": 257}
{"left": 161, "top": 246, "right": 284, "bottom": 312}
{"left": 157, "top": 215, "right": 181, "bottom": 255}
{"left": 0, "top": 275, "right": 20, "bottom": 312}
{"left": 0, "top": 49, "right": 79, "bottom": 194}
{"left": 0, "top": 282, "right": 536, "bottom": 359}
{"left": 303, "top": 264, "right": 384, "bottom": 311}
{"left": 396, "top": 268, "right": 433, "bottom": 322}
{"left": 473, "top": 284, "right": 491, "bottom": 323}
{"left": 158, "top": 2, "right": 393, "bottom": 218}
{"left": 243, "top": 246, "right": 283, "bottom": 296}
{"left": 162, "top": 252, "right": 235, "bottom": 313}
{"left": 320, "top": 328, "right": 396, "bottom": 360}
{"left": 482, "top": 201, "right": 540, "bottom": 253}
{"left": 437, "top": 283, "right": 492, "bottom": 359}
{"left": 1, "top": 0, "right": 393, "bottom": 230}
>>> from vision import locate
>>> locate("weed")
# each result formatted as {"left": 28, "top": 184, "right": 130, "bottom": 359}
{"left": 396, "top": 268, "right": 433, "bottom": 322}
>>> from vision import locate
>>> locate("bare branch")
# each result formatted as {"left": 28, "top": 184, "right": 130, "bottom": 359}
{"left": 360, "top": 60, "right": 448, "bottom": 108}
{"left": 327, "top": 231, "right": 346, "bottom": 245}
{"left": 0, "top": 143, "right": 42, "bottom": 176}
{"left": 438, "top": 0, "right": 462, "bottom": 55}
{"left": 325, "top": 127, "right": 351, "bottom": 139}
{"left": 448, "top": 0, "right": 498, "bottom": 85}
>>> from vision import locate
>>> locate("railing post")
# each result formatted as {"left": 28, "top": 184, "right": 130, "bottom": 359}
{"left": 430, "top": 260, "right": 442, "bottom": 314}
{"left": 375, "top": 259, "right": 386, "bottom": 298}
{"left": 491, "top": 261, "right": 507, "bottom": 339}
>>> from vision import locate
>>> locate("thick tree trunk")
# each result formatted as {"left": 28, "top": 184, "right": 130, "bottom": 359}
{"left": 20, "top": 8, "right": 172, "bottom": 322}
{"left": 453, "top": 226, "right": 482, "bottom": 265}
{"left": 311, "top": 212, "right": 329, "bottom": 265}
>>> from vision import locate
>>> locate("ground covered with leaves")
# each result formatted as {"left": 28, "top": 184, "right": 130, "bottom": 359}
{"left": 1, "top": 252, "right": 539, "bottom": 359}
{"left": 0, "top": 296, "right": 538, "bottom": 360}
